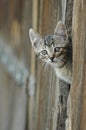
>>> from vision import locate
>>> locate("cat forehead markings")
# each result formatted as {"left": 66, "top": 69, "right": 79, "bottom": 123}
{"left": 43, "top": 35, "right": 54, "bottom": 46}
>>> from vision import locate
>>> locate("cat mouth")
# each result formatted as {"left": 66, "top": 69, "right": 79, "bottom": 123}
{"left": 49, "top": 58, "right": 57, "bottom": 63}
{"left": 50, "top": 60, "right": 57, "bottom": 64}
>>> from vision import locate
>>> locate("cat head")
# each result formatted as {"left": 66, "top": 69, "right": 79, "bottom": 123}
{"left": 29, "top": 21, "right": 69, "bottom": 67}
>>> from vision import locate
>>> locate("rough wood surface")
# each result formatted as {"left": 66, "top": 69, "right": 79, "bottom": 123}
{"left": 1, "top": 0, "right": 86, "bottom": 130}
{"left": 71, "top": 0, "right": 86, "bottom": 130}
{"left": 36, "top": 0, "right": 72, "bottom": 130}
{"left": 0, "top": 0, "right": 30, "bottom": 130}
{"left": 36, "top": 0, "right": 62, "bottom": 130}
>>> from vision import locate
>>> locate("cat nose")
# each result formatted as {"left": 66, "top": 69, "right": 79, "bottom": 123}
{"left": 49, "top": 56, "right": 54, "bottom": 62}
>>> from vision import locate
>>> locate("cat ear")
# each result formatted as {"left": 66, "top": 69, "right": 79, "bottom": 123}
{"left": 29, "top": 28, "right": 42, "bottom": 48}
{"left": 54, "top": 21, "right": 67, "bottom": 38}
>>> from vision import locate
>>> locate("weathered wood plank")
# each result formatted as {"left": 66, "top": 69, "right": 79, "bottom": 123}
{"left": 71, "top": 0, "right": 86, "bottom": 130}
{"left": 0, "top": 0, "right": 30, "bottom": 130}
{"left": 36, "top": 0, "right": 62, "bottom": 130}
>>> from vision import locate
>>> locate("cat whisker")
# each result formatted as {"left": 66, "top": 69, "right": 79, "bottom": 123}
{"left": 42, "top": 62, "right": 46, "bottom": 68}
{"left": 41, "top": 61, "right": 49, "bottom": 72}
{"left": 40, "top": 61, "right": 46, "bottom": 68}
{"left": 61, "top": 58, "right": 67, "bottom": 63}
{"left": 45, "top": 63, "right": 49, "bottom": 71}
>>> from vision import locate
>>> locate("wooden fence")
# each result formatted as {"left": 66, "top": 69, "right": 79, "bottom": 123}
{"left": 0, "top": 0, "right": 86, "bottom": 130}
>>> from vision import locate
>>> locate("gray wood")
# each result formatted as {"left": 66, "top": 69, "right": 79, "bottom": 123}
{"left": 0, "top": 0, "right": 31, "bottom": 130}
{"left": 71, "top": 0, "right": 86, "bottom": 130}
{"left": 36, "top": 0, "right": 73, "bottom": 130}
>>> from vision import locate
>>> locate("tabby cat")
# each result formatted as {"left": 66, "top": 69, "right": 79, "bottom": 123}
{"left": 29, "top": 21, "right": 72, "bottom": 84}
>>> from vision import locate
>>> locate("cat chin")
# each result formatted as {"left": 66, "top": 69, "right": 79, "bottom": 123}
{"left": 48, "top": 61, "right": 57, "bottom": 67}
{"left": 42, "top": 59, "right": 59, "bottom": 67}
{"left": 50, "top": 62, "right": 60, "bottom": 68}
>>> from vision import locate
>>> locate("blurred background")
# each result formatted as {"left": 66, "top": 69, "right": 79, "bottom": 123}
{"left": 0, "top": 0, "right": 61, "bottom": 130}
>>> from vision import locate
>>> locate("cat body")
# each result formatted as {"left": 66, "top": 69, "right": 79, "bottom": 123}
{"left": 29, "top": 21, "right": 72, "bottom": 84}
{"left": 54, "top": 61, "right": 72, "bottom": 83}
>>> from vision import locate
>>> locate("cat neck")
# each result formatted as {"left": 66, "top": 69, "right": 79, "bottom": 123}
{"left": 54, "top": 61, "right": 72, "bottom": 84}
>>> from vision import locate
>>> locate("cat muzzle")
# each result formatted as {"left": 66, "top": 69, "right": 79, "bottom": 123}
{"left": 49, "top": 57, "right": 54, "bottom": 62}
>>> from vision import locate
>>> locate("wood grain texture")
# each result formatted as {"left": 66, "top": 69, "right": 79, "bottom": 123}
{"left": 35, "top": 0, "right": 73, "bottom": 130}
{"left": 0, "top": 0, "right": 30, "bottom": 130}
{"left": 36, "top": 0, "right": 63, "bottom": 130}
{"left": 71, "top": 0, "right": 86, "bottom": 130}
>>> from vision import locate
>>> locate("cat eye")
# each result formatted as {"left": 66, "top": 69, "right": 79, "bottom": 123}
{"left": 54, "top": 47, "right": 61, "bottom": 52}
{"left": 41, "top": 50, "right": 48, "bottom": 55}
